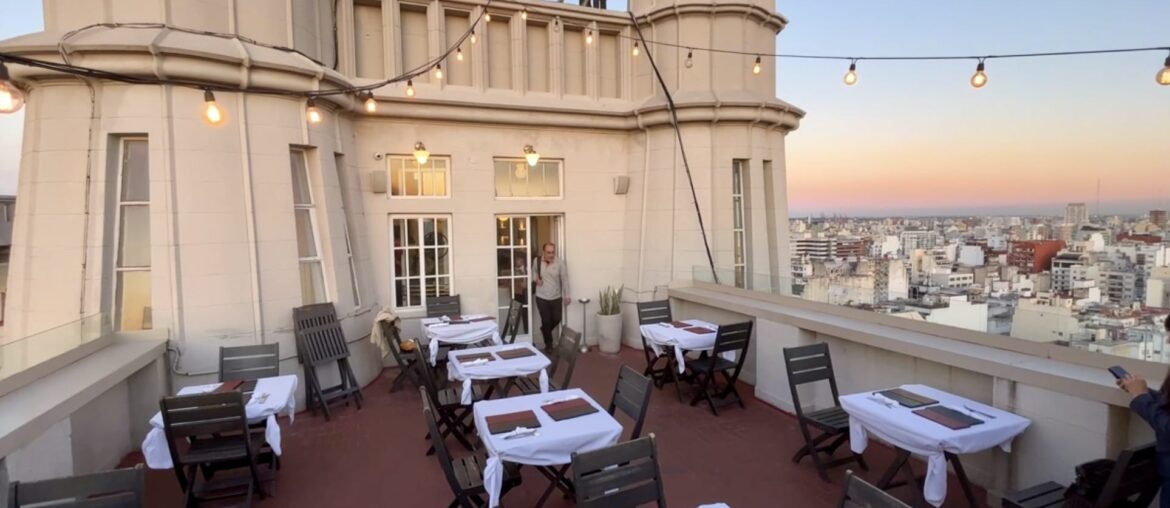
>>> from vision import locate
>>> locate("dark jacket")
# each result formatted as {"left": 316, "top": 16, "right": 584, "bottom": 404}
{"left": 1129, "top": 389, "right": 1170, "bottom": 478}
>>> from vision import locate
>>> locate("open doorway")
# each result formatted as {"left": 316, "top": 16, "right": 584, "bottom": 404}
{"left": 495, "top": 214, "right": 563, "bottom": 343}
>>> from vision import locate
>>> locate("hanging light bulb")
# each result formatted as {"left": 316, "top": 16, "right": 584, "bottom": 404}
{"left": 413, "top": 142, "right": 430, "bottom": 165}
{"left": 685, "top": 49, "right": 694, "bottom": 69}
{"left": 434, "top": 64, "right": 443, "bottom": 80}
{"left": 843, "top": 60, "right": 858, "bottom": 86}
{"left": 202, "top": 89, "right": 225, "bottom": 126}
{"left": 306, "top": 97, "right": 322, "bottom": 123}
{"left": 970, "top": 59, "right": 988, "bottom": 88}
{"left": 752, "top": 55, "right": 762, "bottom": 75}
{"left": 585, "top": 30, "right": 593, "bottom": 45}
{"left": 484, "top": 12, "right": 491, "bottom": 22}
{"left": 456, "top": 47, "right": 464, "bottom": 62}
{"left": 523, "top": 145, "right": 540, "bottom": 166}
{"left": 405, "top": 79, "right": 415, "bottom": 97}
{"left": 363, "top": 91, "right": 377, "bottom": 113}
{"left": 1157, "top": 54, "right": 1170, "bottom": 86}
{"left": 0, "top": 63, "right": 26, "bottom": 114}
{"left": 632, "top": 42, "right": 640, "bottom": 57}
{"left": 470, "top": 30, "right": 477, "bottom": 44}
{"left": 520, "top": 9, "right": 527, "bottom": 20}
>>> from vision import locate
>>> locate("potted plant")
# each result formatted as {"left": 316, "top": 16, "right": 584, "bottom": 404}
{"left": 596, "top": 285, "right": 624, "bottom": 354}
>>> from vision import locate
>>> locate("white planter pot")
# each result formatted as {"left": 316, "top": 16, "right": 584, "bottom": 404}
{"left": 596, "top": 313, "right": 623, "bottom": 354}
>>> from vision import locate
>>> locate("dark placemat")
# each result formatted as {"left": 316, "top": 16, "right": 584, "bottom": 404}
{"left": 239, "top": 380, "right": 258, "bottom": 395}
{"left": 878, "top": 388, "right": 938, "bottom": 408}
{"left": 450, "top": 316, "right": 496, "bottom": 325}
{"left": 456, "top": 352, "right": 496, "bottom": 364}
{"left": 496, "top": 348, "right": 537, "bottom": 360}
{"left": 542, "top": 398, "right": 600, "bottom": 421}
{"left": 214, "top": 380, "right": 244, "bottom": 393}
{"left": 684, "top": 326, "right": 715, "bottom": 334}
{"left": 670, "top": 320, "right": 690, "bottom": 328}
{"left": 486, "top": 410, "right": 542, "bottom": 434}
{"left": 913, "top": 405, "right": 984, "bottom": 430}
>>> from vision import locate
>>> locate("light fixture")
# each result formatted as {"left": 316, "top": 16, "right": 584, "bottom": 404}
{"left": 632, "top": 42, "right": 639, "bottom": 57}
{"left": 752, "top": 55, "right": 762, "bottom": 75}
{"left": 843, "top": 60, "right": 858, "bottom": 86}
{"left": 434, "top": 64, "right": 443, "bottom": 80}
{"left": 470, "top": 30, "right": 477, "bottom": 44}
{"left": 685, "top": 49, "right": 694, "bottom": 69}
{"left": 521, "top": 9, "right": 527, "bottom": 20}
{"left": 585, "top": 30, "right": 593, "bottom": 45}
{"left": 363, "top": 91, "right": 377, "bottom": 113}
{"left": 1157, "top": 54, "right": 1170, "bottom": 86}
{"left": 202, "top": 89, "right": 225, "bottom": 126}
{"left": 485, "top": 12, "right": 491, "bottom": 22}
{"left": 456, "top": 47, "right": 464, "bottom": 61}
{"left": 0, "top": 63, "right": 26, "bottom": 114}
{"left": 306, "top": 97, "right": 322, "bottom": 123}
{"left": 970, "top": 59, "right": 988, "bottom": 88}
{"left": 523, "top": 145, "right": 540, "bottom": 166}
{"left": 413, "top": 142, "right": 430, "bottom": 165}
{"left": 406, "top": 79, "right": 415, "bottom": 97}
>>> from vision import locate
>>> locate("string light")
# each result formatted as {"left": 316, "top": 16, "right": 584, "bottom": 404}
{"left": 521, "top": 9, "right": 527, "bottom": 20}
{"left": 202, "top": 89, "right": 225, "bottom": 125}
{"left": 1157, "top": 53, "right": 1170, "bottom": 85}
{"left": 0, "top": 62, "right": 25, "bottom": 114}
{"left": 586, "top": 30, "right": 593, "bottom": 45}
{"left": 306, "top": 97, "right": 322, "bottom": 123}
{"left": 470, "top": 30, "right": 477, "bottom": 44}
{"left": 752, "top": 55, "right": 761, "bottom": 75}
{"left": 413, "top": 142, "right": 430, "bottom": 165}
{"left": 970, "top": 59, "right": 988, "bottom": 88}
{"left": 434, "top": 64, "right": 443, "bottom": 80}
{"left": 523, "top": 145, "right": 540, "bottom": 166}
{"left": 363, "top": 91, "right": 377, "bottom": 113}
{"left": 632, "top": 42, "right": 639, "bottom": 57}
{"left": 685, "top": 49, "right": 694, "bottom": 69}
{"left": 456, "top": 47, "right": 464, "bottom": 61}
{"left": 405, "top": 79, "right": 415, "bottom": 97}
{"left": 484, "top": 12, "right": 491, "bottom": 22}
{"left": 843, "top": 60, "right": 858, "bottom": 86}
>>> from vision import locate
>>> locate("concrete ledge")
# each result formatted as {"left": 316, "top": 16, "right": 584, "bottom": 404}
{"left": 0, "top": 338, "right": 167, "bottom": 459}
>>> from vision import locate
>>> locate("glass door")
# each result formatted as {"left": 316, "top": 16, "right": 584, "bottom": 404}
{"left": 496, "top": 216, "right": 531, "bottom": 339}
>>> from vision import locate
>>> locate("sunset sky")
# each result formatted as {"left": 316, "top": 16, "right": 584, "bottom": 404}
{"left": 1, "top": 1, "right": 1168, "bottom": 216}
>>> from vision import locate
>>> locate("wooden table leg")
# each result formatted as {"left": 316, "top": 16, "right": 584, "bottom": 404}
{"left": 946, "top": 452, "right": 978, "bottom": 508}
{"left": 876, "top": 448, "right": 912, "bottom": 490}
{"left": 534, "top": 465, "right": 572, "bottom": 507}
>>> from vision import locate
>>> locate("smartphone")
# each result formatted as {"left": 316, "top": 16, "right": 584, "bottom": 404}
{"left": 1108, "top": 366, "right": 1129, "bottom": 379}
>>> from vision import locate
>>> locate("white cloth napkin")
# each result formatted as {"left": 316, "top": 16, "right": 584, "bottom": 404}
{"left": 867, "top": 392, "right": 898, "bottom": 408}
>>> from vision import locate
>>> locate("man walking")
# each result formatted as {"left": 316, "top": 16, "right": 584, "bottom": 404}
{"left": 532, "top": 242, "right": 570, "bottom": 352}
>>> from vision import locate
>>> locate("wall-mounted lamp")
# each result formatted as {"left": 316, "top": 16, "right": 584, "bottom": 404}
{"left": 413, "top": 142, "right": 430, "bottom": 165}
{"left": 523, "top": 145, "right": 540, "bottom": 167}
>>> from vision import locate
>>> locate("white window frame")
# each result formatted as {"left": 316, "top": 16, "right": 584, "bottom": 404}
{"left": 113, "top": 136, "right": 152, "bottom": 331}
{"left": 387, "top": 155, "right": 451, "bottom": 199}
{"left": 493, "top": 158, "right": 564, "bottom": 200}
{"left": 389, "top": 214, "right": 455, "bottom": 311}
{"left": 291, "top": 149, "right": 329, "bottom": 305}
{"left": 732, "top": 159, "right": 747, "bottom": 288}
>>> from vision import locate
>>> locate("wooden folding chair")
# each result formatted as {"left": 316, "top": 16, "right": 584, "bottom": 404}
{"left": 160, "top": 392, "right": 268, "bottom": 507}
{"left": 501, "top": 299, "right": 523, "bottom": 345}
{"left": 684, "top": 321, "right": 752, "bottom": 415}
{"left": 635, "top": 300, "right": 674, "bottom": 387}
{"left": 514, "top": 327, "right": 583, "bottom": 395}
{"left": 412, "top": 339, "right": 481, "bottom": 455}
{"left": 421, "top": 387, "right": 523, "bottom": 508}
{"left": 7, "top": 465, "right": 144, "bottom": 508}
{"left": 783, "top": 342, "right": 866, "bottom": 482}
{"left": 571, "top": 434, "right": 667, "bottom": 508}
{"left": 608, "top": 365, "right": 654, "bottom": 440}
{"left": 293, "top": 303, "right": 363, "bottom": 421}
{"left": 426, "top": 294, "right": 462, "bottom": 318}
{"left": 219, "top": 343, "right": 279, "bottom": 382}
{"left": 839, "top": 470, "right": 910, "bottom": 508}
{"left": 380, "top": 319, "right": 422, "bottom": 393}
{"left": 1003, "top": 442, "right": 1159, "bottom": 508}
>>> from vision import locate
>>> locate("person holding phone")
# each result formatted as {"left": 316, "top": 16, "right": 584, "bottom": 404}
{"left": 1116, "top": 314, "right": 1170, "bottom": 507}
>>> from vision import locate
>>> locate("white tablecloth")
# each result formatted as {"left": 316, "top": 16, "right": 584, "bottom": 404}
{"left": 839, "top": 384, "right": 1030, "bottom": 507}
{"left": 474, "top": 388, "right": 623, "bottom": 508}
{"left": 422, "top": 315, "right": 502, "bottom": 364}
{"left": 448, "top": 343, "right": 551, "bottom": 404}
{"left": 639, "top": 319, "right": 727, "bottom": 373}
{"left": 141, "top": 375, "right": 298, "bottom": 469}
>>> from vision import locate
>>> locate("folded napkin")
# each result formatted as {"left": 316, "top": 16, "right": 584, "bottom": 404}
{"left": 499, "top": 427, "right": 539, "bottom": 440}
{"left": 867, "top": 392, "right": 898, "bottom": 408}
{"left": 461, "top": 358, "right": 491, "bottom": 367}
{"left": 542, "top": 394, "right": 580, "bottom": 404}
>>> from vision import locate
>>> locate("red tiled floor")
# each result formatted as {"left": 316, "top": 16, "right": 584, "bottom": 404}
{"left": 123, "top": 347, "right": 987, "bottom": 507}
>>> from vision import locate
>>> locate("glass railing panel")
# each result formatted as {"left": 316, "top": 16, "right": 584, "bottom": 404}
{"left": 0, "top": 313, "right": 109, "bottom": 382}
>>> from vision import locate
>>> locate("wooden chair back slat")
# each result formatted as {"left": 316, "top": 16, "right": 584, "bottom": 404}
{"left": 1095, "top": 443, "right": 1160, "bottom": 508}
{"left": 426, "top": 295, "right": 462, "bottom": 318}
{"left": 219, "top": 343, "right": 279, "bottom": 382}
{"left": 838, "top": 470, "right": 911, "bottom": 508}
{"left": 549, "top": 327, "right": 583, "bottom": 389}
{"left": 420, "top": 387, "right": 463, "bottom": 495}
{"left": 712, "top": 322, "right": 752, "bottom": 356}
{"left": 502, "top": 300, "right": 523, "bottom": 345}
{"left": 9, "top": 465, "right": 144, "bottom": 508}
{"left": 159, "top": 392, "right": 249, "bottom": 439}
{"left": 635, "top": 300, "right": 672, "bottom": 325}
{"left": 609, "top": 365, "right": 653, "bottom": 440}
{"left": 293, "top": 303, "right": 350, "bottom": 365}
{"left": 783, "top": 342, "right": 842, "bottom": 416}
{"left": 571, "top": 435, "right": 666, "bottom": 508}
{"left": 411, "top": 339, "right": 442, "bottom": 402}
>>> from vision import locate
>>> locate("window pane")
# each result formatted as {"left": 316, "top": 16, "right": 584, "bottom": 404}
{"left": 408, "top": 278, "right": 422, "bottom": 307}
{"left": 404, "top": 219, "right": 419, "bottom": 246}
{"left": 395, "top": 278, "right": 407, "bottom": 307}
{"left": 390, "top": 160, "right": 403, "bottom": 196}
{"left": 494, "top": 162, "right": 511, "bottom": 197}
{"left": 121, "top": 139, "right": 150, "bottom": 202}
{"left": 734, "top": 231, "right": 744, "bottom": 263}
{"left": 295, "top": 209, "right": 317, "bottom": 258}
{"left": 118, "top": 205, "right": 151, "bottom": 268}
{"left": 512, "top": 218, "right": 526, "bottom": 246}
{"left": 116, "top": 271, "right": 152, "bottom": 331}
{"left": 405, "top": 166, "right": 420, "bottom": 196}
{"left": 407, "top": 249, "right": 420, "bottom": 276}
{"left": 290, "top": 151, "right": 312, "bottom": 205}
{"left": 392, "top": 219, "right": 405, "bottom": 247}
{"left": 498, "top": 249, "right": 511, "bottom": 277}
{"left": 423, "top": 218, "right": 436, "bottom": 246}
{"left": 733, "top": 197, "right": 743, "bottom": 229}
{"left": 496, "top": 217, "right": 510, "bottom": 246}
{"left": 348, "top": 258, "right": 361, "bottom": 307}
{"left": 545, "top": 162, "right": 561, "bottom": 196}
{"left": 512, "top": 250, "right": 528, "bottom": 277}
{"left": 299, "top": 261, "right": 325, "bottom": 304}
{"left": 436, "top": 249, "right": 450, "bottom": 275}
{"left": 511, "top": 163, "right": 528, "bottom": 196}
{"left": 435, "top": 218, "right": 449, "bottom": 245}
{"left": 732, "top": 163, "right": 742, "bottom": 194}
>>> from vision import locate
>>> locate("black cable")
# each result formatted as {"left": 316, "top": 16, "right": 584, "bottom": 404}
{"left": 627, "top": 12, "right": 720, "bottom": 285}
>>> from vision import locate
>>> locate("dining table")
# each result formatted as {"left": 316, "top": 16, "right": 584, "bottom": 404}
{"left": 447, "top": 342, "right": 551, "bottom": 404}
{"left": 421, "top": 314, "right": 502, "bottom": 364}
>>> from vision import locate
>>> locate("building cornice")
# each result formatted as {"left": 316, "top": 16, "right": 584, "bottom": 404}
{"left": 633, "top": 3, "right": 788, "bottom": 33}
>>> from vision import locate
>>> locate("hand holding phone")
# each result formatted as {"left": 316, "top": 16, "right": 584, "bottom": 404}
{"left": 1108, "top": 365, "right": 1129, "bottom": 380}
